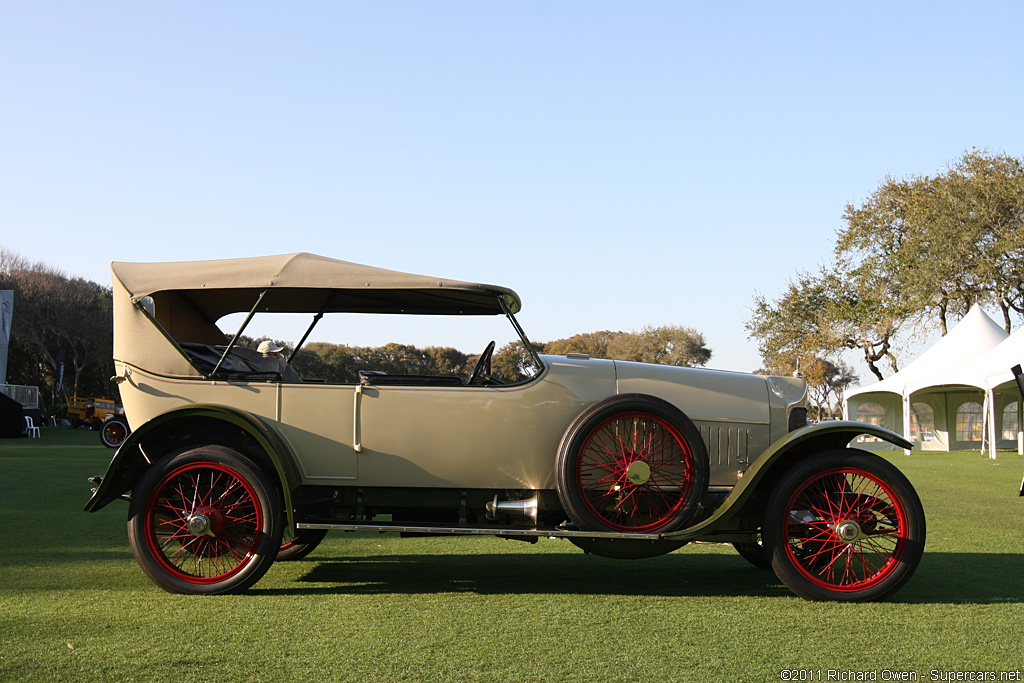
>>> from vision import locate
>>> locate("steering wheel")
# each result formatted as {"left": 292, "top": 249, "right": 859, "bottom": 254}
{"left": 467, "top": 340, "right": 496, "bottom": 386}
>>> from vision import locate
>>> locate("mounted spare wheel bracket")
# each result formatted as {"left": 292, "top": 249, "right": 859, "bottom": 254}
{"left": 210, "top": 288, "right": 270, "bottom": 379}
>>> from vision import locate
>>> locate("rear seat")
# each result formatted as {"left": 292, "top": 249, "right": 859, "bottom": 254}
{"left": 179, "top": 343, "right": 282, "bottom": 380}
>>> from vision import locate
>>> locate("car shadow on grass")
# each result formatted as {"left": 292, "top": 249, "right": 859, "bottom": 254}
{"left": 256, "top": 551, "right": 794, "bottom": 598}
{"left": 893, "top": 552, "right": 1024, "bottom": 604}
{"left": 252, "top": 551, "right": 1024, "bottom": 603}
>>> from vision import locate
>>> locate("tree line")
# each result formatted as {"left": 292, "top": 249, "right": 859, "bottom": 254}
{"left": 0, "top": 246, "right": 711, "bottom": 410}
{"left": 747, "top": 148, "right": 1024, "bottom": 417}
{"left": 278, "top": 325, "right": 712, "bottom": 385}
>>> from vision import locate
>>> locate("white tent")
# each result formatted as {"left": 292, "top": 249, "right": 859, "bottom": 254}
{"left": 902, "top": 325, "right": 1024, "bottom": 458}
{"left": 844, "top": 305, "right": 1009, "bottom": 453}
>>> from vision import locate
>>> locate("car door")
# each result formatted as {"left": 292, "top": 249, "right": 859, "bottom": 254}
{"left": 276, "top": 382, "right": 359, "bottom": 482}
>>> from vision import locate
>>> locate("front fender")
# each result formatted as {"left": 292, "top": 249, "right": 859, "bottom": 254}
{"left": 83, "top": 404, "right": 301, "bottom": 529}
{"left": 661, "top": 420, "right": 911, "bottom": 540}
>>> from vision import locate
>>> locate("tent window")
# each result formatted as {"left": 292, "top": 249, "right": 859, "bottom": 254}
{"left": 1002, "top": 401, "right": 1019, "bottom": 441}
{"left": 910, "top": 403, "right": 935, "bottom": 442}
{"left": 856, "top": 402, "right": 886, "bottom": 442}
{"left": 955, "top": 401, "right": 984, "bottom": 442}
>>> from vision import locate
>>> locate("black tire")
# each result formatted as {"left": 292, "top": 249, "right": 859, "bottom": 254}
{"left": 555, "top": 394, "right": 709, "bottom": 533}
{"left": 733, "top": 537, "right": 773, "bottom": 570}
{"left": 100, "top": 417, "right": 130, "bottom": 448}
{"left": 569, "top": 536, "right": 687, "bottom": 559}
{"left": 127, "top": 445, "right": 284, "bottom": 595}
{"left": 763, "top": 449, "right": 925, "bottom": 602}
{"left": 277, "top": 528, "right": 328, "bottom": 561}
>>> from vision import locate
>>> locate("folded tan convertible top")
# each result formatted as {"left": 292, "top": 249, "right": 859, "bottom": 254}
{"left": 111, "top": 252, "right": 521, "bottom": 316}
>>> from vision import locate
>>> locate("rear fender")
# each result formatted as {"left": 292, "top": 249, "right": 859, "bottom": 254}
{"left": 661, "top": 421, "right": 911, "bottom": 540}
{"left": 83, "top": 404, "right": 301, "bottom": 528}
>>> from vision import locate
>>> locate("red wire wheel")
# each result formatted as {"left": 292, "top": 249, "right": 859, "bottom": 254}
{"left": 144, "top": 463, "right": 263, "bottom": 581}
{"left": 763, "top": 450, "right": 925, "bottom": 602}
{"left": 556, "top": 395, "right": 708, "bottom": 533}
{"left": 100, "top": 418, "right": 130, "bottom": 448}
{"left": 128, "top": 446, "right": 283, "bottom": 594}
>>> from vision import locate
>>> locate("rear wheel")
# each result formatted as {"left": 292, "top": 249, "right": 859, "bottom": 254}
{"left": 127, "top": 446, "right": 283, "bottom": 594}
{"left": 733, "top": 537, "right": 772, "bottom": 570}
{"left": 277, "top": 528, "right": 328, "bottom": 561}
{"left": 556, "top": 395, "right": 708, "bottom": 533}
{"left": 763, "top": 450, "right": 925, "bottom": 601}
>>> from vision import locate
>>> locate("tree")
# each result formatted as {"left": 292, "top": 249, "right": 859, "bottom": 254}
{"left": 927, "top": 151, "right": 1024, "bottom": 331}
{"left": 801, "top": 357, "right": 857, "bottom": 420}
{"left": 289, "top": 341, "right": 471, "bottom": 383}
{"left": 748, "top": 267, "right": 903, "bottom": 381}
{"left": 423, "top": 346, "right": 470, "bottom": 377}
{"left": 491, "top": 340, "right": 540, "bottom": 384}
{"left": 750, "top": 149, "right": 1024, "bottom": 382}
{"left": 292, "top": 342, "right": 360, "bottom": 383}
{"left": 0, "top": 249, "right": 114, "bottom": 404}
{"left": 532, "top": 326, "right": 712, "bottom": 367}
{"left": 836, "top": 148, "right": 1024, "bottom": 335}
{"left": 605, "top": 325, "right": 711, "bottom": 366}
{"left": 540, "top": 331, "right": 619, "bottom": 358}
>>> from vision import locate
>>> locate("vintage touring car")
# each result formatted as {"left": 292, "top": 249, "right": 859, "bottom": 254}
{"left": 85, "top": 253, "right": 925, "bottom": 600}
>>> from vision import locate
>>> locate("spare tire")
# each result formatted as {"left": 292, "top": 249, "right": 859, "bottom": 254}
{"left": 555, "top": 394, "right": 708, "bottom": 533}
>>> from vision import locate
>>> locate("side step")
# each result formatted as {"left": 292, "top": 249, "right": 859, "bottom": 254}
{"left": 296, "top": 522, "right": 663, "bottom": 542}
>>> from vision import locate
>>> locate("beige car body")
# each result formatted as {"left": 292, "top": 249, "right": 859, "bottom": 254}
{"left": 85, "top": 252, "right": 925, "bottom": 600}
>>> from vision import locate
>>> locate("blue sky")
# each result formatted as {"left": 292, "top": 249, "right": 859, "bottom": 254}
{"left": 2, "top": 2, "right": 1022, "bottom": 378}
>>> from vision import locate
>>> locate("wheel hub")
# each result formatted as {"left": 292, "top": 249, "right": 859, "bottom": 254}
{"left": 835, "top": 520, "right": 862, "bottom": 543}
{"left": 625, "top": 460, "right": 651, "bottom": 485}
{"left": 186, "top": 512, "right": 218, "bottom": 537}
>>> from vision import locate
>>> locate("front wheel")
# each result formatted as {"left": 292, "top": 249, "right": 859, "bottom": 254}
{"left": 763, "top": 450, "right": 925, "bottom": 602}
{"left": 127, "top": 446, "right": 284, "bottom": 594}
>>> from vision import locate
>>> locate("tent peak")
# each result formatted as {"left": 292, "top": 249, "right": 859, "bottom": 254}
{"left": 847, "top": 305, "right": 1007, "bottom": 399}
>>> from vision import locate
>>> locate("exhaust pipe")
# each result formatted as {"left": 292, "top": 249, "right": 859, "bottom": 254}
{"left": 486, "top": 495, "right": 538, "bottom": 524}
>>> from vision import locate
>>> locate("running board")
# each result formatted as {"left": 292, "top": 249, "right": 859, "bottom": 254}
{"left": 296, "top": 522, "right": 664, "bottom": 542}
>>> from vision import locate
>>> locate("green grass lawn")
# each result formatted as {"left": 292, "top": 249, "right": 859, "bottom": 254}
{"left": 2, "top": 430, "right": 1023, "bottom": 682}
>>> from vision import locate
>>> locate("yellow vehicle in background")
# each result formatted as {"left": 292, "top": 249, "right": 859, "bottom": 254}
{"left": 68, "top": 397, "right": 131, "bottom": 447}
{"left": 68, "top": 397, "right": 118, "bottom": 428}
